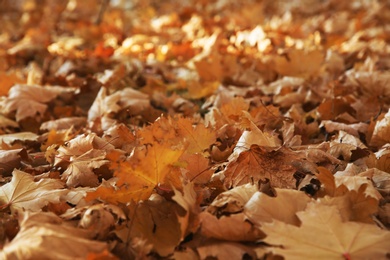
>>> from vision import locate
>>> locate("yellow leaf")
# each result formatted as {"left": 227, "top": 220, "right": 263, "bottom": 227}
{"left": 176, "top": 117, "right": 216, "bottom": 154}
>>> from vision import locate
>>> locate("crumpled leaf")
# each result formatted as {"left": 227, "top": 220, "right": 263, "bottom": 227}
{"left": 0, "top": 84, "right": 76, "bottom": 121}
{"left": 0, "top": 132, "right": 39, "bottom": 149}
{"left": 54, "top": 134, "right": 113, "bottom": 187}
{"left": 223, "top": 145, "right": 301, "bottom": 189}
{"left": 62, "top": 203, "right": 126, "bottom": 240}
{"left": 0, "top": 211, "right": 109, "bottom": 260}
{"left": 207, "top": 183, "right": 259, "bottom": 215}
{"left": 0, "top": 148, "right": 27, "bottom": 176}
{"left": 262, "top": 203, "right": 390, "bottom": 260}
{"left": 124, "top": 195, "right": 182, "bottom": 257}
{"left": 0, "top": 169, "right": 68, "bottom": 213}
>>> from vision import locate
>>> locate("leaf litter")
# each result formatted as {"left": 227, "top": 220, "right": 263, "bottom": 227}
{"left": 0, "top": 0, "right": 389, "bottom": 259}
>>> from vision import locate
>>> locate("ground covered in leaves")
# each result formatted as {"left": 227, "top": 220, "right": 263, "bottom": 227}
{"left": 0, "top": 0, "right": 390, "bottom": 259}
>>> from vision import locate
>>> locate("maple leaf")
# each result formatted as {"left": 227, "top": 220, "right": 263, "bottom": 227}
{"left": 176, "top": 117, "right": 216, "bottom": 154}
{"left": 88, "top": 87, "right": 150, "bottom": 130}
{"left": 0, "top": 132, "right": 39, "bottom": 149}
{"left": 271, "top": 48, "right": 325, "bottom": 78}
{"left": 0, "top": 169, "right": 68, "bottom": 213}
{"left": 137, "top": 116, "right": 180, "bottom": 145}
{"left": 119, "top": 195, "right": 182, "bottom": 257}
{"left": 0, "top": 148, "right": 27, "bottom": 176}
{"left": 262, "top": 203, "right": 390, "bottom": 260}
{"left": 55, "top": 134, "right": 113, "bottom": 187}
{"left": 196, "top": 240, "right": 257, "bottom": 260}
{"left": 62, "top": 203, "right": 126, "bottom": 240}
{"left": 208, "top": 183, "right": 259, "bottom": 215}
{"left": 199, "top": 212, "right": 264, "bottom": 241}
{"left": 87, "top": 141, "right": 184, "bottom": 204}
{"left": 0, "top": 71, "right": 25, "bottom": 96}
{"left": 172, "top": 182, "right": 200, "bottom": 240}
{"left": 62, "top": 149, "right": 108, "bottom": 187}
{"left": 0, "top": 211, "right": 109, "bottom": 259}
{"left": 244, "top": 189, "right": 312, "bottom": 226}
{"left": 223, "top": 145, "right": 300, "bottom": 189}
{"left": 180, "top": 153, "right": 214, "bottom": 183}
{"left": 368, "top": 109, "right": 390, "bottom": 147}
{"left": 0, "top": 84, "right": 76, "bottom": 122}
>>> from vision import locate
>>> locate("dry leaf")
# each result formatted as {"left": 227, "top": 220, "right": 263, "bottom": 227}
{"left": 0, "top": 211, "right": 108, "bottom": 260}
{"left": 0, "top": 169, "right": 68, "bottom": 213}
{"left": 262, "top": 203, "right": 390, "bottom": 260}
{"left": 87, "top": 141, "right": 183, "bottom": 203}
{"left": 244, "top": 189, "right": 311, "bottom": 226}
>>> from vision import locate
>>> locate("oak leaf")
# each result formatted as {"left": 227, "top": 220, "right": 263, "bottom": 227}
{"left": 262, "top": 203, "right": 390, "bottom": 260}
{"left": 0, "top": 169, "right": 68, "bottom": 213}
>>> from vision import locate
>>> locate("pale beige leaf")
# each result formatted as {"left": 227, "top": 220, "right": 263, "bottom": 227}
{"left": 0, "top": 169, "right": 68, "bottom": 213}
{"left": 262, "top": 203, "right": 390, "bottom": 260}
{"left": 244, "top": 189, "right": 312, "bottom": 226}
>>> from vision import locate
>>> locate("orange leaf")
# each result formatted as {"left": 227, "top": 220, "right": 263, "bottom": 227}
{"left": 87, "top": 142, "right": 184, "bottom": 203}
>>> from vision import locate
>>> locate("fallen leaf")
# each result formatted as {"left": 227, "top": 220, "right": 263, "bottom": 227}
{"left": 125, "top": 195, "right": 182, "bottom": 257}
{"left": 87, "top": 141, "right": 184, "bottom": 203}
{"left": 272, "top": 49, "right": 325, "bottom": 78}
{"left": 0, "top": 211, "right": 108, "bottom": 260}
{"left": 0, "top": 84, "right": 76, "bottom": 122}
{"left": 0, "top": 169, "right": 68, "bottom": 213}
{"left": 223, "top": 145, "right": 300, "bottom": 189}
{"left": 262, "top": 203, "right": 390, "bottom": 260}
{"left": 199, "top": 212, "right": 264, "bottom": 241}
{"left": 176, "top": 117, "right": 216, "bottom": 154}
{"left": 244, "top": 189, "right": 312, "bottom": 226}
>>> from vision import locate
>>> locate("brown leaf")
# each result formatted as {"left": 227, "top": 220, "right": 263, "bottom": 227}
{"left": 0, "top": 212, "right": 108, "bottom": 259}
{"left": 199, "top": 212, "right": 264, "bottom": 241}
{"left": 0, "top": 148, "right": 27, "bottom": 176}
{"left": 0, "top": 84, "right": 76, "bottom": 121}
{"left": 125, "top": 195, "right": 182, "bottom": 257}
{"left": 223, "top": 145, "right": 299, "bottom": 189}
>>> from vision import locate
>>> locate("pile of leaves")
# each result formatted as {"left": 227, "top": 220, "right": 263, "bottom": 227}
{"left": 0, "top": 0, "right": 390, "bottom": 259}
